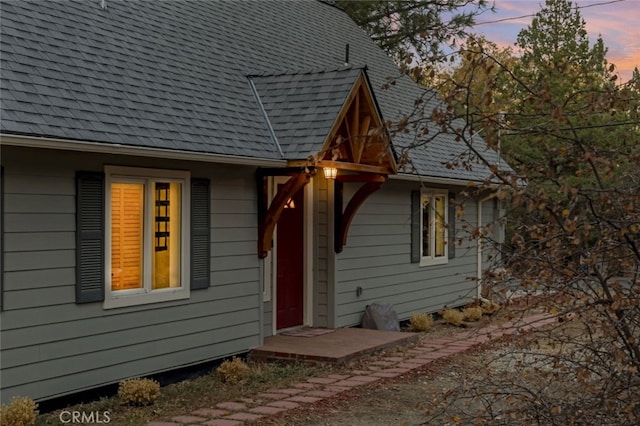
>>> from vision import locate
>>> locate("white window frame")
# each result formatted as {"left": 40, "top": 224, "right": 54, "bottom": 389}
{"left": 420, "top": 189, "right": 448, "bottom": 267}
{"left": 104, "top": 166, "right": 190, "bottom": 309}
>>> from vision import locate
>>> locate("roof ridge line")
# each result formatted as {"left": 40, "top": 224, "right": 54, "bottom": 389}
{"left": 247, "top": 64, "right": 366, "bottom": 78}
{"left": 316, "top": 0, "right": 343, "bottom": 11}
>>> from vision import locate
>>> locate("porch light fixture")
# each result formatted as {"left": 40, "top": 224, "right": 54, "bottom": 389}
{"left": 323, "top": 167, "right": 338, "bottom": 180}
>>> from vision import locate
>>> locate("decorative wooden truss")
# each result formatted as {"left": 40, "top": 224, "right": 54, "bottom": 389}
{"left": 257, "top": 70, "right": 397, "bottom": 257}
{"left": 288, "top": 72, "right": 397, "bottom": 176}
{"left": 323, "top": 71, "right": 396, "bottom": 173}
{"left": 334, "top": 173, "right": 387, "bottom": 253}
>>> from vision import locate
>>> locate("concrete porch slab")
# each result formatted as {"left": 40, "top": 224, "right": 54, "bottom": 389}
{"left": 249, "top": 328, "right": 420, "bottom": 364}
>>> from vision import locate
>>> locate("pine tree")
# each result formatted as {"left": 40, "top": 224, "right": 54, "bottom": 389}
{"left": 502, "top": 0, "right": 635, "bottom": 192}
{"left": 337, "top": 0, "right": 491, "bottom": 66}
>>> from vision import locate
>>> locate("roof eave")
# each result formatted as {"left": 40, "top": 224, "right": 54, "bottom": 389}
{"left": 0, "top": 133, "right": 287, "bottom": 167}
{"left": 391, "top": 172, "right": 504, "bottom": 189}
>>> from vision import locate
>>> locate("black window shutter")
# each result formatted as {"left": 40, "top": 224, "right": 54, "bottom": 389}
{"left": 0, "top": 166, "right": 4, "bottom": 310}
{"left": 76, "top": 172, "right": 105, "bottom": 303}
{"left": 190, "top": 178, "right": 210, "bottom": 290}
{"left": 411, "top": 190, "right": 420, "bottom": 263}
{"left": 448, "top": 192, "right": 456, "bottom": 259}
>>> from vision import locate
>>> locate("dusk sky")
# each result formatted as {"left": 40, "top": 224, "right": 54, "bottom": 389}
{"left": 469, "top": 0, "right": 639, "bottom": 82}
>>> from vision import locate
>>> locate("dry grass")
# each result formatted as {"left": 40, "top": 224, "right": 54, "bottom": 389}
{"left": 481, "top": 300, "right": 500, "bottom": 315}
{"left": 117, "top": 378, "right": 160, "bottom": 406}
{"left": 409, "top": 313, "right": 434, "bottom": 332}
{"left": 441, "top": 309, "right": 464, "bottom": 326}
{"left": 217, "top": 357, "right": 251, "bottom": 384}
{"left": 1, "top": 396, "right": 38, "bottom": 426}
{"left": 462, "top": 306, "right": 483, "bottom": 322}
{"left": 35, "top": 361, "right": 328, "bottom": 426}
{"left": 34, "top": 309, "right": 520, "bottom": 425}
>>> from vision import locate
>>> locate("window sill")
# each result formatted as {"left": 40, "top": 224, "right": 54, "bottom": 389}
{"left": 419, "top": 257, "right": 449, "bottom": 267}
{"left": 103, "top": 288, "right": 190, "bottom": 309}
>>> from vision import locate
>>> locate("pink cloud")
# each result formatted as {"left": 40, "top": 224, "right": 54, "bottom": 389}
{"left": 473, "top": 0, "right": 639, "bottom": 81}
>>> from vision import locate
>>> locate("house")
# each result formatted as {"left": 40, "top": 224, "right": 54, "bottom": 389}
{"left": 0, "top": 0, "right": 504, "bottom": 402}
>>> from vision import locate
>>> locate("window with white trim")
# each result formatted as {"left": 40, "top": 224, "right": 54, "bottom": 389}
{"left": 104, "top": 166, "right": 190, "bottom": 308}
{"left": 421, "top": 190, "right": 448, "bottom": 266}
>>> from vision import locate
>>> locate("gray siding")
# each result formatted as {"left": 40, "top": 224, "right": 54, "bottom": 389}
{"left": 481, "top": 198, "right": 502, "bottom": 272}
{"left": 263, "top": 300, "right": 273, "bottom": 337}
{"left": 0, "top": 146, "right": 262, "bottom": 402}
{"left": 313, "top": 176, "right": 330, "bottom": 327}
{"left": 334, "top": 180, "right": 481, "bottom": 328}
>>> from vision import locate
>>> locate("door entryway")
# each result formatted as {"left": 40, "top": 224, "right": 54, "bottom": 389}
{"left": 276, "top": 186, "right": 305, "bottom": 330}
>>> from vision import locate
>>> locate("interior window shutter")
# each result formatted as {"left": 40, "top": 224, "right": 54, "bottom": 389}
{"left": 448, "top": 192, "right": 456, "bottom": 259}
{"left": 190, "top": 178, "right": 210, "bottom": 290}
{"left": 411, "top": 190, "right": 420, "bottom": 263}
{"left": 76, "top": 172, "right": 105, "bottom": 303}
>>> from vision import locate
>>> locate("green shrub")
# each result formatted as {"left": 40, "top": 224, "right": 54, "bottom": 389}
{"left": 217, "top": 357, "right": 251, "bottom": 384}
{"left": 441, "top": 308, "right": 464, "bottom": 326}
{"left": 409, "top": 313, "right": 434, "bottom": 332}
{"left": 462, "top": 306, "right": 483, "bottom": 322}
{"left": 118, "top": 378, "right": 160, "bottom": 406}
{"left": 0, "top": 396, "right": 38, "bottom": 426}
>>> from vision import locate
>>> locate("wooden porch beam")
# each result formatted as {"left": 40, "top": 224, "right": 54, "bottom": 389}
{"left": 290, "top": 159, "right": 391, "bottom": 175}
{"left": 334, "top": 178, "right": 385, "bottom": 253}
{"left": 257, "top": 167, "right": 313, "bottom": 177}
{"left": 337, "top": 174, "right": 386, "bottom": 183}
{"left": 257, "top": 171, "right": 312, "bottom": 258}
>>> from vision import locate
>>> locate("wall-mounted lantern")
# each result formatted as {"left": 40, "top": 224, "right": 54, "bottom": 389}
{"left": 323, "top": 167, "right": 338, "bottom": 180}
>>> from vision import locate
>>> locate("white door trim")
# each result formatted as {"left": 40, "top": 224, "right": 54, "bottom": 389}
{"left": 303, "top": 178, "right": 314, "bottom": 327}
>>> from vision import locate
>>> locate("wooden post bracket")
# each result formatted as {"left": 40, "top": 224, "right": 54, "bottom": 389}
{"left": 334, "top": 174, "right": 386, "bottom": 253}
{"left": 257, "top": 170, "right": 313, "bottom": 258}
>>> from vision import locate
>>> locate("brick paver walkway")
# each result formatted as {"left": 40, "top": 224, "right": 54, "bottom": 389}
{"left": 148, "top": 312, "right": 555, "bottom": 426}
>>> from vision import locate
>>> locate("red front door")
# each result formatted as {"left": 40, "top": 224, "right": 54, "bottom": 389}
{"left": 276, "top": 186, "right": 305, "bottom": 330}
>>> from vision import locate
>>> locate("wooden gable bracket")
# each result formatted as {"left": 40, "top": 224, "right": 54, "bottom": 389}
{"left": 334, "top": 174, "right": 387, "bottom": 253}
{"left": 257, "top": 168, "right": 315, "bottom": 258}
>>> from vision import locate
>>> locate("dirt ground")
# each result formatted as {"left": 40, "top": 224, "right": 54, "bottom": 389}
{"left": 261, "top": 312, "right": 640, "bottom": 426}
{"left": 257, "top": 316, "right": 518, "bottom": 426}
{"left": 34, "top": 307, "right": 636, "bottom": 426}
{"left": 259, "top": 350, "right": 488, "bottom": 426}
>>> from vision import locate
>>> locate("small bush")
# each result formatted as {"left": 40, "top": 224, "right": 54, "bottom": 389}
{"left": 118, "top": 378, "right": 160, "bottom": 406}
{"left": 217, "top": 357, "right": 250, "bottom": 384}
{"left": 441, "top": 308, "right": 464, "bottom": 326}
{"left": 481, "top": 300, "right": 500, "bottom": 315}
{"left": 0, "top": 396, "right": 38, "bottom": 426}
{"left": 409, "top": 313, "right": 434, "bottom": 332}
{"left": 463, "top": 306, "right": 483, "bottom": 322}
